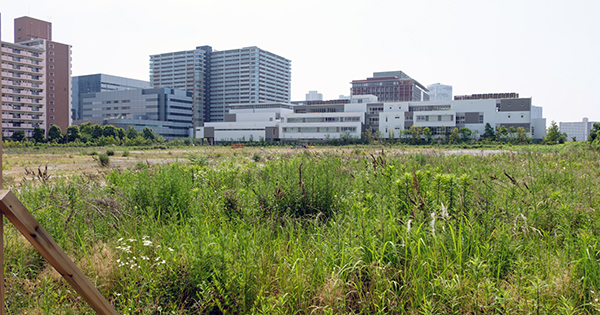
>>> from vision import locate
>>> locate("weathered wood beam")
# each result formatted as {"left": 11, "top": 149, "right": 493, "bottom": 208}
{"left": 0, "top": 190, "right": 118, "bottom": 315}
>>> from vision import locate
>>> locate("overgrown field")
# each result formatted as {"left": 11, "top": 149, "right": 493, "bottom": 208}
{"left": 3, "top": 144, "right": 600, "bottom": 314}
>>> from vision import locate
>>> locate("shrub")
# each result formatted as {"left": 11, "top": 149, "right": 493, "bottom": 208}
{"left": 106, "top": 149, "right": 115, "bottom": 156}
{"left": 122, "top": 150, "right": 130, "bottom": 157}
{"left": 98, "top": 153, "right": 110, "bottom": 167}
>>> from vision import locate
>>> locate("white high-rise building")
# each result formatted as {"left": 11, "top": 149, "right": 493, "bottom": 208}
{"left": 150, "top": 46, "right": 291, "bottom": 124}
{"left": 427, "top": 83, "right": 453, "bottom": 101}
{"left": 305, "top": 90, "right": 323, "bottom": 101}
{"left": 560, "top": 117, "right": 599, "bottom": 141}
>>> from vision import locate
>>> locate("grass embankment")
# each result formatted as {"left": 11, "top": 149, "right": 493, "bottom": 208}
{"left": 3, "top": 144, "right": 600, "bottom": 314}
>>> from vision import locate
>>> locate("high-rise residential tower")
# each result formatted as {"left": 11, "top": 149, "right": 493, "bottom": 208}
{"left": 14, "top": 16, "right": 72, "bottom": 133}
{"left": 150, "top": 45, "right": 291, "bottom": 125}
{"left": 427, "top": 83, "right": 453, "bottom": 101}
{"left": 351, "top": 71, "right": 429, "bottom": 102}
{"left": 1, "top": 38, "right": 46, "bottom": 138}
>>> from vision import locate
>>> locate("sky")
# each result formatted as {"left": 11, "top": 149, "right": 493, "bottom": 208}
{"left": 2, "top": 0, "right": 599, "bottom": 125}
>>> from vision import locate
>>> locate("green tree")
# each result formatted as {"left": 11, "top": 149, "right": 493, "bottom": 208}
{"left": 11, "top": 130, "right": 25, "bottom": 142}
{"left": 116, "top": 128, "right": 126, "bottom": 140}
{"left": 588, "top": 123, "right": 600, "bottom": 142}
{"left": 80, "top": 122, "right": 92, "bottom": 136}
{"left": 409, "top": 125, "right": 423, "bottom": 145}
{"left": 449, "top": 128, "right": 460, "bottom": 144}
{"left": 102, "top": 125, "right": 118, "bottom": 138}
{"left": 126, "top": 126, "right": 138, "bottom": 139}
{"left": 66, "top": 125, "right": 80, "bottom": 142}
{"left": 47, "top": 124, "right": 63, "bottom": 143}
{"left": 362, "top": 127, "right": 375, "bottom": 144}
{"left": 142, "top": 127, "right": 158, "bottom": 141}
{"left": 91, "top": 124, "right": 103, "bottom": 139}
{"left": 543, "top": 121, "right": 567, "bottom": 144}
{"left": 515, "top": 127, "right": 529, "bottom": 144}
{"left": 482, "top": 123, "right": 495, "bottom": 140}
{"left": 459, "top": 127, "right": 472, "bottom": 142}
{"left": 423, "top": 127, "right": 432, "bottom": 144}
{"left": 32, "top": 127, "right": 45, "bottom": 143}
{"left": 496, "top": 126, "right": 508, "bottom": 142}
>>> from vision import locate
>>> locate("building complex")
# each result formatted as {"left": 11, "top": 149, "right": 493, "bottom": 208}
{"left": 427, "top": 83, "right": 452, "bottom": 101}
{"left": 150, "top": 46, "right": 291, "bottom": 125}
{"left": 195, "top": 95, "right": 546, "bottom": 143}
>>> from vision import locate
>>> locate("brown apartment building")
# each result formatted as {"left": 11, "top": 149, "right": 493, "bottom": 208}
{"left": 14, "top": 16, "right": 71, "bottom": 133}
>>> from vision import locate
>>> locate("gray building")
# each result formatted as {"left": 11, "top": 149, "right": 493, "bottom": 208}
{"left": 427, "top": 83, "right": 453, "bottom": 101}
{"left": 71, "top": 74, "right": 151, "bottom": 121}
{"left": 560, "top": 117, "right": 600, "bottom": 141}
{"left": 150, "top": 45, "right": 291, "bottom": 124}
{"left": 76, "top": 88, "right": 192, "bottom": 140}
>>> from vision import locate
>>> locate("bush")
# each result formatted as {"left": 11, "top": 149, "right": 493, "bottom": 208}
{"left": 122, "top": 150, "right": 130, "bottom": 157}
{"left": 106, "top": 149, "right": 115, "bottom": 156}
{"left": 98, "top": 153, "right": 110, "bottom": 167}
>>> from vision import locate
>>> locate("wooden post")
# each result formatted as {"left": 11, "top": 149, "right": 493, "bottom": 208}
{"left": 0, "top": 190, "right": 118, "bottom": 315}
{"left": 1, "top": 122, "right": 4, "bottom": 314}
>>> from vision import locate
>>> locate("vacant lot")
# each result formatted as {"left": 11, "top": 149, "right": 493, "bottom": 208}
{"left": 3, "top": 143, "right": 600, "bottom": 314}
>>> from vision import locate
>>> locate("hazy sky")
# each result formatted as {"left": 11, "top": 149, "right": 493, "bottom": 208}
{"left": 2, "top": 0, "right": 599, "bottom": 124}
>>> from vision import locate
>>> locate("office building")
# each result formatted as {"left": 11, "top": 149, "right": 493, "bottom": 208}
{"left": 427, "top": 83, "right": 452, "bottom": 101}
{"left": 194, "top": 96, "right": 547, "bottom": 142}
{"left": 1, "top": 32, "right": 46, "bottom": 138}
{"left": 351, "top": 71, "right": 429, "bottom": 102}
{"left": 71, "top": 74, "right": 151, "bottom": 120}
{"left": 305, "top": 90, "right": 323, "bottom": 101}
{"left": 150, "top": 45, "right": 291, "bottom": 125}
{"left": 560, "top": 117, "right": 599, "bottom": 141}
{"left": 76, "top": 88, "right": 192, "bottom": 140}
{"left": 14, "top": 16, "right": 71, "bottom": 133}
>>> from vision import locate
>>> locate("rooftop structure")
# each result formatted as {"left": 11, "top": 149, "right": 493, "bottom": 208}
{"left": 351, "top": 71, "right": 429, "bottom": 102}
{"left": 454, "top": 92, "right": 519, "bottom": 100}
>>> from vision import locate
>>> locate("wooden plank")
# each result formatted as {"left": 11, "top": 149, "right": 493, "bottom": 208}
{"left": 0, "top": 190, "right": 119, "bottom": 315}
{"left": 1, "top": 213, "right": 4, "bottom": 315}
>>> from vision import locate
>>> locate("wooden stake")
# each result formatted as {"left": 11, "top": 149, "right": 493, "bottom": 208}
{"left": 0, "top": 190, "right": 118, "bottom": 315}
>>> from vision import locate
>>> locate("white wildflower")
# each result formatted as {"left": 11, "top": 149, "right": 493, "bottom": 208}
{"left": 117, "top": 238, "right": 123, "bottom": 242}
{"left": 168, "top": 247, "right": 174, "bottom": 252}
{"left": 143, "top": 240, "right": 152, "bottom": 246}
{"left": 407, "top": 219, "right": 412, "bottom": 234}
{"left": 430, "top": 212, "right": 436, "bottom": 236}
{"left": 441, "top": 203, "right": 449, "bottom": 220}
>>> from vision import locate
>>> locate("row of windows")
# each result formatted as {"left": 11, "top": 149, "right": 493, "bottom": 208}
{"left": 282, "top": 127, "right": 357, "bottom": 133}
{"left": 286, "top": 116, "right": 361, "bottom": 123}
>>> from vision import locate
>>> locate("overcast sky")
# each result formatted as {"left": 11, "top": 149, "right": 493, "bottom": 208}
{"left": 2, "top": 0, "right": 599, "bottom": 125}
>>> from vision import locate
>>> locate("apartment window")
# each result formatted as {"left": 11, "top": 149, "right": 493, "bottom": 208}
{"left": 49, "top": 93, "right": 54, "bottom": 98}
{"left": 49, "top": 44, "right": 54, "bottom": 48}
{"left": 49, "top": 65, "right": 54, "bottom": 69}
{"left": 49, "top": 73, "right": 54, "bottom": 76}
{"left": 49, "top": 101, "right": 54, "bottom": 105}
{"left": 49, "top": 87, "right": 54, "bottom": 91}
{"left": 49, "top": 51, "right": 54, "bottom": 55}
{"left": 49, "top": 80, "right": 54, "bottom": 83}
{"left": 50, "top": 108, "right": 55, "bottom": 112}
{"left": 49, "top": 115, "right": 54, "bottom": 120}
{"left": 49, "top": 58, "right": 54, "bottom": 62}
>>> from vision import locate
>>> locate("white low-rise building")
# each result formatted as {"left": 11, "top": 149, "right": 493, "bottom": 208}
{"left": 560, "top": 117, "right": 599, "bottom": 141}
{"left": 192, "top": 96, "right": 546, "bottom": 142}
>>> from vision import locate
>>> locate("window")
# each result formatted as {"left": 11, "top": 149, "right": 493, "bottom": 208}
{"left": 49, "top": 44, "right": 54, "bottom": 48}
{"left": 49, "top": 65, "right": 54, "bottom": 69}
{"left": 49, "top": 93, "right": 54, "bottom": 98}
{"left": 49, "top": 108, "right": 55, "bottom": 112}
{"left": 49, "top": 101, "right": 54, "bottom": 105}
{"left": 49, "top": 72, "right": 54, "bottom": 76}
{"left": 49, "top": 51, "right": 54, "bottom": 55}
{"left": 49, "top": 86, "right": 54, "bottom": 90}
{"left": 49, "top": 115, "right": 54, "bottom": 120}
{"left": 49, "top": 79, "right": 54, "bottom": 83}
{"left": 49, "top": 58, "right": 54, "bottom": 62}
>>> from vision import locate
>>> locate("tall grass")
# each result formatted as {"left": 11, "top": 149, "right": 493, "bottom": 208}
{"left": 3, "top": 145, "right": 600, "bottom": 314}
